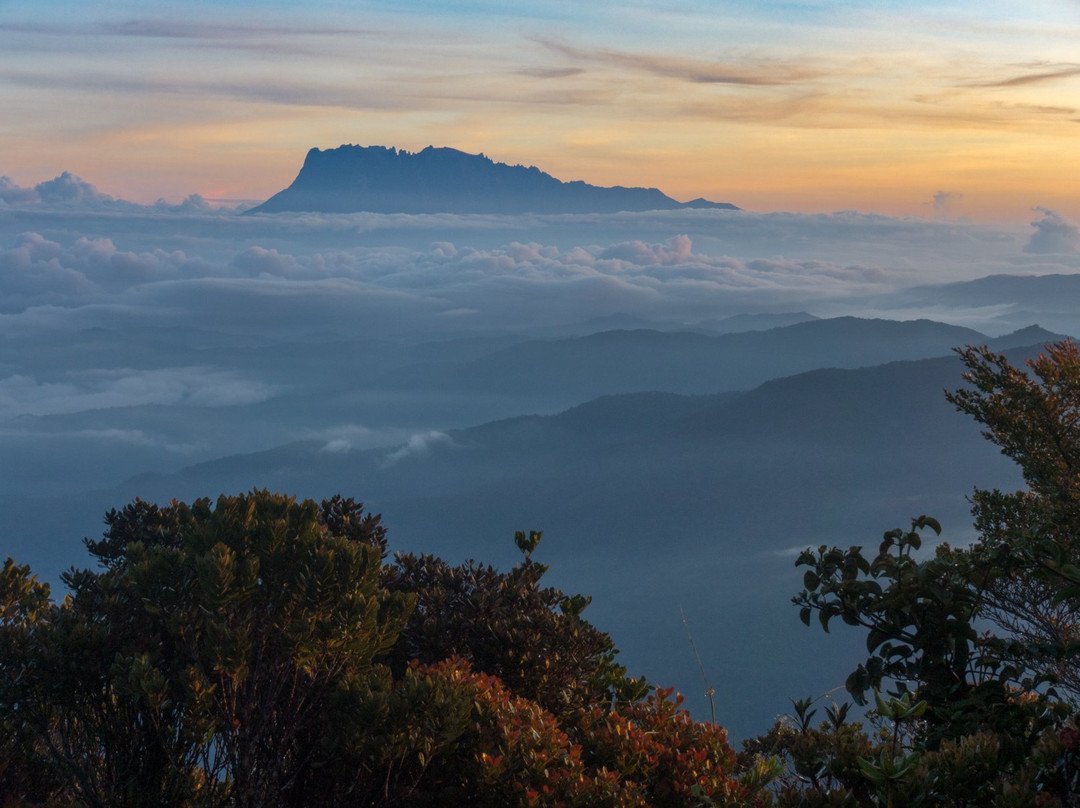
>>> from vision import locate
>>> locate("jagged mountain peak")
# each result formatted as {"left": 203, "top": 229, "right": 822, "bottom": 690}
{"left": 247, "top": 144, "right": 739, "bottom": 215}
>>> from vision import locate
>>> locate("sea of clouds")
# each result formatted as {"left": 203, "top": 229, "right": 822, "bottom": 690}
{"left": 2, "top": 172, "right": 1078, "bottom": 344}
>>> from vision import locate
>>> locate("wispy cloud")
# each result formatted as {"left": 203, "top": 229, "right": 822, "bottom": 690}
{"left": 932, "top": 190, "right": 963, "bottom": 218}
{"left": 0, "top": 19, "right": 377, "bottom": 41}
{"left": 516, "top": 66, "right": 586, "bottom": 79}
{"left": 382, "top": 431, "right": 454, "bottom": 467}
{"left": 536, "top": 38, "right": 823, "bottom": 86}
{"left": 962, "top": 62, "right": 1080, "bottom": 88}
{"left": 0, "top": 69, "right": 424, "bottom": 112}
{"left": 99, "top": 19, "right": 375, "bottom": 40}
{"left": 0, "top": 425, "right": 199, "bottom": 454}
{"left": 0, "top": 367, "right": 277, "bottom": 420}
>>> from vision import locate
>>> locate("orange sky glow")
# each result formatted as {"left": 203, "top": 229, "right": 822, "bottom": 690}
{"left": 2, "top": 1, "right": 1078, "bottom": 221}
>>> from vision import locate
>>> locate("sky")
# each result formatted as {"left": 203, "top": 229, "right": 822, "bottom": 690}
{"left": 2, "top": 0, "right": 1079, "bottom": 220}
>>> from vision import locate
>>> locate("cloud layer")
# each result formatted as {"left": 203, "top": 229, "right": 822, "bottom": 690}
{"left": 0, "top": 197, "right": 1075, "bottom": 344}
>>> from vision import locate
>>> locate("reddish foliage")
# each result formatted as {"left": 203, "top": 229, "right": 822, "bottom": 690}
{"left": 575, "top": 688, "right": 753, "bottom": 808}
{"left": 408, "top": 659, "right": 759, "bottom": 808}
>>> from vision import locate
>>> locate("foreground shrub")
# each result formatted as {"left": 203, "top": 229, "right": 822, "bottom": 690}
{"left": 744, "top": 342, "right": 1080, "bottom": 807}
{"left": 381, "top": 529, "right": 645, "bottom": 719}
{"left": 0, "top": 492, "right": 759, "bottom": 808}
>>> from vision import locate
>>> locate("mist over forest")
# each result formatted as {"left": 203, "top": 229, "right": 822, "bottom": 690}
{"left": 3, "top": 169, "right": 1080, "bottom": 736}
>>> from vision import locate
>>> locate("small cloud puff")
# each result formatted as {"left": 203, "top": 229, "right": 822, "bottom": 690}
{"left": 598, "top": 234, "right": 694, "bottom": 265}
{"left": 0, "top": 174, "right": 244, "bottom": 214}
{"left": 155, "top": 194, "right": 215, "bottom": 213}
{"left": 381, "top": 431, "right": 453, "bottom": 467}
{"left": 0, "top": 172, "right": 127, "bottom": 209}
{"left": 231, "top": 246, "right": 304, "bottom": 277}
{"left": 302, "top": 423, "right": 418, "bottom": 455}
{"left": 35, "top": 171, "right": 114, "bottom": 205}
{"left": 932, "top": 191, "right": 963, "bottom": 218}
{"left": 1024, "top": 208, "right": 1080, "bottom": 254}
{"left": 0, "top": 177, "right": 40, "bottom": 205}
{"left": 0, "top": 232, "right": 203, "bottom": 310}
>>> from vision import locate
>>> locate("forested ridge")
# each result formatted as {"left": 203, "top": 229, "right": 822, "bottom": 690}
{"left": 6, "top": 343, "right": 1080, "bottom": 806}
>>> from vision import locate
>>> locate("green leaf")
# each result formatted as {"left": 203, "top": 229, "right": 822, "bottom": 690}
{"left": 873, "top": 689, "right": 891, "bottom": 717}
{"left": 920, "top": 515, "right": 941, "bottom": 535}
{"left": 857, "top": 756, "right": 887, "bottom": 786}
{"left": 866, "top": 627, "right": 887, "bottom": 652}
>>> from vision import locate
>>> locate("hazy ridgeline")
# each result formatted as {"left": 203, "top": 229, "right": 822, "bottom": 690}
{"left": 2, "top": 189, "right": 1079, "bottom": 736}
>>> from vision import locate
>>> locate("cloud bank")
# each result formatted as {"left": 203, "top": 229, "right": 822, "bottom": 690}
{"left": 0, "top": 228, "right": 908, "bottom": 338}
{"left": 0, "top": 199, "right": 1075, "bottom": 346}
{"left": 0, "top": 173, "right": 235, "bottom": 213}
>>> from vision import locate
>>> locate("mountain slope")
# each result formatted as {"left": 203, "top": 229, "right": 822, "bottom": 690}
{"left": 374, "top": 317, "right": 1025, "bottom": 402}
{"left": 886, "top": 274, "right": 1080, "bottom": 335}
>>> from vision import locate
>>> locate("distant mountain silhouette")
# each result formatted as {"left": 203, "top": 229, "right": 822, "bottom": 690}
{"left": 692, "top": 311, "right": 820, "bottom": 334}
{"left": 373, "top": 317, "right": 1060, "bottom": 402}
{"left": 902, "top": 274, "right": 1080, "bottom": 308}
{"left": 986, "top": 324, "right": 1067, "bottom": 350}
{"left": 247, "top": 145, "right": 740, "bottom": 215}
{"left": 885, "top": 275, "right": 1080, "bottom": 336}
{"left": 83, "top": 349, "right": 1032, "bottom": 584}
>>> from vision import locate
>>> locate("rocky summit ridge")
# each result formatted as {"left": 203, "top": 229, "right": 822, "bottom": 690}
{"left": 247, "top": 144, "right": 739, "bottom": 215}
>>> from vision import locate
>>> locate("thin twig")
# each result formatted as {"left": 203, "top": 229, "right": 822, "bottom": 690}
{"left": 680, "top": 605, "right": 716, "bottom": 724}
